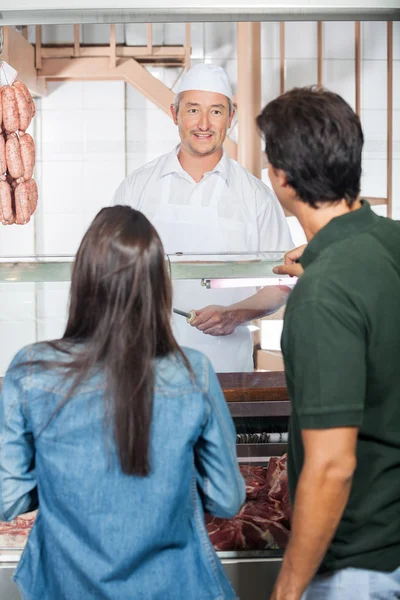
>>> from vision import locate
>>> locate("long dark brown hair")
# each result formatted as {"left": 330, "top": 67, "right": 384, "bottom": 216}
{"left": 40, "top": 206, "right": 190, "bottom": 476}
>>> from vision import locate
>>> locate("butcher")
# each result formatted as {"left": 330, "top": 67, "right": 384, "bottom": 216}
{"left": 114, "top": 63, "right": 294, "bottom": 372}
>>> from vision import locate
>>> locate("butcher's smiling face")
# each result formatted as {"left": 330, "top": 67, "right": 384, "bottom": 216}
{"left": 171, "top": 90, "right": 234, "bottom": 157}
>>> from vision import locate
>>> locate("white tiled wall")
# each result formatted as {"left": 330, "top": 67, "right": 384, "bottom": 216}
{"left": 0, "top": 21, "right": 399, "bottom": 373}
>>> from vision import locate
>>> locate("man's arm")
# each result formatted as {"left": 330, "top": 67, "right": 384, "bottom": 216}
{"left": 270, "top": 427, "right": 358, "bottom": 600}
{"left": 191, "top": 182, "right": 295, "bottom": 335}
{"left": 190, "top": 286, "right": 292, "bottom": 336}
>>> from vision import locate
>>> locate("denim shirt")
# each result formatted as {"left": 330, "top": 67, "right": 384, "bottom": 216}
{"left": 0, "top": 343, "right": 245, "bottom": 600}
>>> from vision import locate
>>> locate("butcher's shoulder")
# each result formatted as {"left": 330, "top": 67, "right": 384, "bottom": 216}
{"left": 113, "top": 152, "right": 172, "bottom": 207}
{"left": 228, "top": 159, "right": 278, "bottom": 209}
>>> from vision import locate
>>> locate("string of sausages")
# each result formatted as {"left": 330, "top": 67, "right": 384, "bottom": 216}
{"left": 0, "top": 81, "right": 37, "bottom": 225}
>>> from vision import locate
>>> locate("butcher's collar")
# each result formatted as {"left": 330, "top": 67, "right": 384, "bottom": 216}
{"left": 160, "top": 144, "right": 231, "bottom": 185}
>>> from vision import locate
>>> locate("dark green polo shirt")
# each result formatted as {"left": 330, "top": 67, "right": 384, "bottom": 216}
{"left": 282, "top": 200, "right": 400, "bottom": 573}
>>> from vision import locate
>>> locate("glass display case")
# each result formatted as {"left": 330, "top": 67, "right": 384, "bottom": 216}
{"left": 0, "top": 253, "right": 295, "bottom": 600}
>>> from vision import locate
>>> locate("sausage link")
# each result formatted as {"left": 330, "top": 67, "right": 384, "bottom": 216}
{"left": 14, "top": 182, "right": 31, "bottom": 224}
{"left": 14, "top": 87, "right": 32, "bottom": 133}
{"left": 27, "top": 178, "right": 38, "bottom": 215}
{"left": 0, "top": 134, "right": 6, "bottom": 178}
{"left": 6, "top": 174, "right": 18, "bottom": 189}
{"left": 13, "top": 81, "right": 35, "bottom": 118}
{"left": 2, "top": 86, "right": 19, "bottom": 134}
{"left": 6, "top": 134, "right": 24, "bottom": 179}
{"left": 0, "top": 180, "right": 14, "bottom": 225}
{"left": 19, "top": 134, "right": 35, "bottom": 181}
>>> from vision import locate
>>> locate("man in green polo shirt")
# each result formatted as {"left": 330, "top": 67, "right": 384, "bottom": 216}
{"left": 256, "top": 87, "right": 400, "bottom": 600}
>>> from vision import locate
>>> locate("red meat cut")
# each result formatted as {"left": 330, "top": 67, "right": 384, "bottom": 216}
{"left": 205, "top": 455, "right": 291, "bottom": 551}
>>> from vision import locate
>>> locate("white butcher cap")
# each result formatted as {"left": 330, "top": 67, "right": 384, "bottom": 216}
{"left": 177, "top": 63, "right": 233, "bottom": 101}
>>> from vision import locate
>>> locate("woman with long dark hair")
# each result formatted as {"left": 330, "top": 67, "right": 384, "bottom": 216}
{"left": 0, "top": 206, "right": 245, "bottom": 600}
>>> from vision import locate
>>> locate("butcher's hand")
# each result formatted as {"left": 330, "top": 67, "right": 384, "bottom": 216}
{"left": 190, "top": 305, "right": 239, "bottom": 336}
{"left": 273, "top": 244, "right": 307, "bottom": 278}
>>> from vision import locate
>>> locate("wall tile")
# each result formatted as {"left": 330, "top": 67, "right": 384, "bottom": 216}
{"left": 41, "top": 81, "right": 84, "bottom": 111}
{"left": 189, "top": 23, "right": 205, "bottom": 61}
{"left": 0, "top": 284, "right": 36, "bottom": 321}
{"left": 323, "top": 21, "right": 355, "bottom": 60}
{"left": 36, "top": 283, "right": 70, "bottom": 320}
{"left": 323, "top": 59, "right": 356, "bottom": 109}
{"left": 285, "top": 59, "right": 318, "bottom": 90}
{"left": 361, "top": 110, "right": 387, "bottom": 161}
{"left": 164, "top": 23, "right": 186, "bottom": 46}
{"left": 163, "top": 67, "right": 185, "bottom": 92}
{"left": 394, "top": 111, "right": 400, "bottom": 160}
{"left": 261, "top": 58, "right": 281, "bottom": 105}
{"left": 82, "top": 24, "right": 124, "bottom": 45}
{"left": 125, "top": 24, "right": 164, "bottom": 46}
{"left": 394, "top": 22, "right": 400, "bottom": 60}
{"left": 128, "top": 108, "right": 178, "bottom": 144}
{"left": 40, "top": 161, "right": 84, "bottom": 214}
{"left": 392, "top": 159, "right": 400, "bottom": 220}
{"left": 0, "top": 220, "right": 36, "bottom": 256}
{"left": 204, "top": 23, "right": 237, "bottom": 60}
{"left": 261, "top": 22, "right": 280, "bottom": 59}
{"left": 83, "top": 81, "right": 125, "bottom": 111}
{"left": 40, "top": 213, "right": 85, "bottom": 255}
{"left": 0, "top": 320, "right": 36, "bottom": 376}
{"left": 361, "top": 158, "right": 387, "bottom": 198}
{"left": 82, "top": 160, "right": 126, "bottom": 219}
{"left": 361, "top": 60, "right": 387, "bottom": 110}
{"left": 361, "top": 22, "right": 387, "bottom": 60}
{"left": 41, "top": 24, "right": 74, "bottom": 44}
{"left": 285, "top": 22, "right": 318, "bottom": 60}
{"left": 41, "top": 110, "right": 85, "bottom": 162}
{"left": 36, "top": 318, "right": 67, "bottom": 343}
{"left": 124, "top": 24, "right": 147, "bottom": 46}
{"left": 83, "top": 110, "right": 125, "bottom": 159}
{"left": 371, "top": 205, "right": 387, "bottom": 217}
{"left": 394, "top": 61, "right": 400, "bottom": 110}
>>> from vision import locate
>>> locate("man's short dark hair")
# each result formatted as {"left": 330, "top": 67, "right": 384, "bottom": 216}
{"left": 256, "top": 86, "right": 364, "bottom": 208}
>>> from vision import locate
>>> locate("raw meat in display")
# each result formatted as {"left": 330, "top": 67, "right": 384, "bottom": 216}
{"left": 240, "top": 465, "right": 267, "bottom": 500}
{"left": 0, "top": 511, "right": 37, "bottom": 549}
{"left": 205, "top": 455, "right": 291, "bottom": 551}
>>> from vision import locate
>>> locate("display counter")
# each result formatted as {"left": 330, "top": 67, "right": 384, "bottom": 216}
{"left": 0, "top": 254, "right": 292, "bottom": 599}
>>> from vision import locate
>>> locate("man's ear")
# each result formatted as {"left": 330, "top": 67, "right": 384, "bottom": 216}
{"left": 273, "top": 167, "right": 290, "bottom": 189}
{"left": 170, "top": 104, "right": 178, "bottom": 125}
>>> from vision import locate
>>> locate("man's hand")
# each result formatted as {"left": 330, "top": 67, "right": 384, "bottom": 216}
{"left": 190, "top": 305, "right": 239, "bottom": 336}
{"left": 273, "top": 245, "right": 307, "bottom": 278}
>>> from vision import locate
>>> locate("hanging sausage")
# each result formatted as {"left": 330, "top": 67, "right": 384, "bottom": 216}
{"left": 0, "top": 78, "right": 38, "bottom": 225}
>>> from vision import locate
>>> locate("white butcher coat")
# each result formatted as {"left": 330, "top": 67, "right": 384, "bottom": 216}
{"left": 114, "top": 146, "right": 294, "bottom": 373}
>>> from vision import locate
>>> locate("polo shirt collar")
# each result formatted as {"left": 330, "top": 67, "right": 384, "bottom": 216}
{"left": 301, "top": 200, "right": 377, "bottom": 269}
{"left": 160, "top": 144, "right": 231, "bottom": 185}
